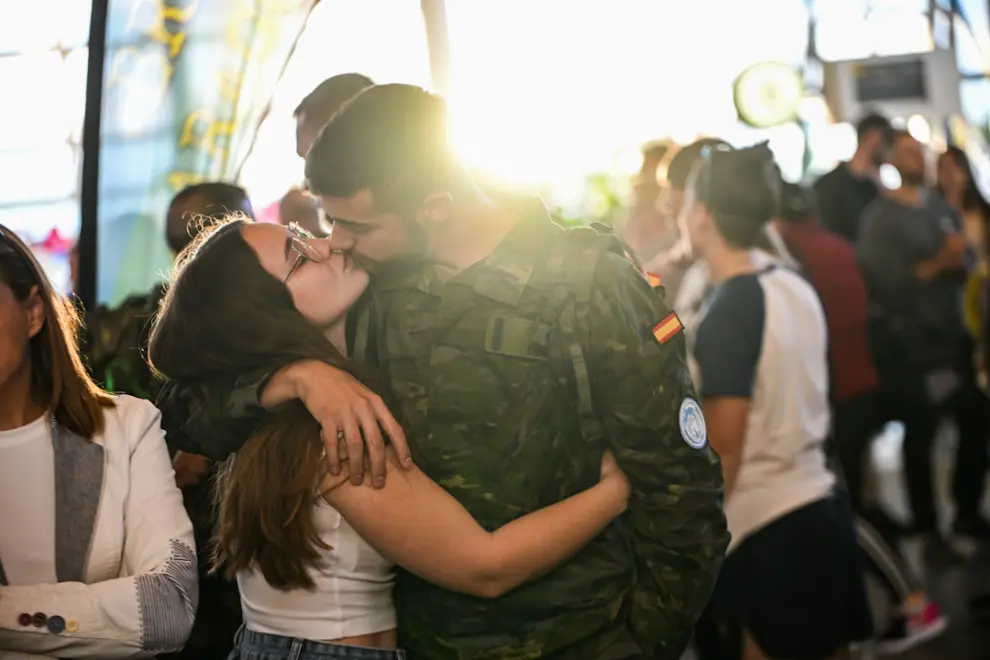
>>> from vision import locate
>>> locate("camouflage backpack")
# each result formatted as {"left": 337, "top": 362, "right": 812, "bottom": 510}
{"left": 82, "top": 287, "right": 165, "bottom": 402}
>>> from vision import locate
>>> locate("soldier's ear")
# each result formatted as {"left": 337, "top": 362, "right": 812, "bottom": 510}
{"left": 24, "top": 285, "right": 45, "bottom": 339}
{"left": 416, "top": 192, "right": 454, "bottom": 227}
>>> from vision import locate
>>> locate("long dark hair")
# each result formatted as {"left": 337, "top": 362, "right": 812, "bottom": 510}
{"left": 0, "top": 225, "right": 115, "bottom": 437}
{"left": 148, "top": 215, "right": 354, "bottom": 589}
{"left": 938, "top": 147, "right": 990, "bottom": 261}
{"left": 938, "top": 146, "right": 990, "bottom": 217}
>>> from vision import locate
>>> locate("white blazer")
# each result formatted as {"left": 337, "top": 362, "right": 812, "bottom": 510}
{"left": 0, "top": 395, "right": 197, "bottom": 659}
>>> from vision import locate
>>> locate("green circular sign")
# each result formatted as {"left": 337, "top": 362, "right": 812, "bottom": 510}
{"left": 734, "top": 62, "right": 804, "bottom": 129}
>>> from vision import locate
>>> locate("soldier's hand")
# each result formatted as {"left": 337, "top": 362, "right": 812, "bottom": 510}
{"left": 287, "top": 360, "right": 411, "bottom": 488}
{"left": 172, "top": 451, "right": 212, "bottom": 488}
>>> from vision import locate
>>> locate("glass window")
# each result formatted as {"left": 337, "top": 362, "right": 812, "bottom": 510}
{"left": 961, "top": 78, "right": 990, "bottom": 129}
{"left": 238, "top": 0, "right": 433, "bottom": 209}
{"left": 933, "top": 10, "right": 951, "bottom": 50}
{"left": 955, "top": 16, "right": 990, "bottom": 76}
{"left": 958, "top": 0, "right": 990, "bottom": 48}
{"left": 0, "top": 0, "right": 88, "bottom": 292}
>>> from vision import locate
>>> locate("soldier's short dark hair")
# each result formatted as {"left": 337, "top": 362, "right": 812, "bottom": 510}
{"left": 166, "top": 182, "right": 253, "bottom": 254}
{"left": 305, "top": 84, "right": 460, "bottom": 210}
{"left": 856, "top": 112, "right": 893, "bottom": 144}
{"left": 293, "top": 73, "right": 375, "bottom": 128}
{"left": 694, "top": 142, "right": 781, "bottom": 249}
{"left": 666, "top": 138, "right": 731, "bottom": 191}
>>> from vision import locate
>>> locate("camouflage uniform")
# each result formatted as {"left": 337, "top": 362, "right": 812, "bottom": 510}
{"left": 159, "top": 205, "right": 729, "bottom": 659}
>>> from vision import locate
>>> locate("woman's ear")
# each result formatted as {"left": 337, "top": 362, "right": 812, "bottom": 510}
{"left": 24, "top": 286, "right": 45, "bottom": 339}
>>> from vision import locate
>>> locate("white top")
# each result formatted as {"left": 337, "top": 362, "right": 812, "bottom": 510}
{"left": 0, "top": 395, "right": 197, "bottom": 659}
{"left": 238, "top": 496, "right": 396, "bottom": 641}
{"left": 0, "top": 415, "right": 57, "bottom": 585}
{"left": 692, "top": 265, "right": 836, "bottom": 551}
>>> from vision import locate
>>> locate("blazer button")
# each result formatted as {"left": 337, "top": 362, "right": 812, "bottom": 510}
{"left": 47, "top": 615, "right": 66, "bottom": 634}
{"left": 65, "top": 619, "right": 79, "bottom": 633}
{"left": 17, "top": 613, "right": 32, "bottom": 627}
{"left": 31, "top": 612, "right": 47, "bottom": 627}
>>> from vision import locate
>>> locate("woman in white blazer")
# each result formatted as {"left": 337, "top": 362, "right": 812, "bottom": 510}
{"left": 0, "top": 225, "right": 197, "bottom": 659}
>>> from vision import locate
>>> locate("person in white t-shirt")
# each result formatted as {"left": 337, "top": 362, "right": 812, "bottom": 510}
{"left": 0, "top": 225, "right": 196, "bottom": 658}
{"left": 676, "top": 147, "right": 873, "bottom": 660}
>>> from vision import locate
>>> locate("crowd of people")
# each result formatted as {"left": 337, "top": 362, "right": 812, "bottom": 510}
{"left": 0, "top": 71, "right": 988, "bottom": 660}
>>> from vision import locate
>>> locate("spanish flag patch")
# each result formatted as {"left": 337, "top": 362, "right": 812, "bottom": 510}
{"left": 646, "top": 272, "right": 662, "bottom": 288}
{"left": 652, "top": 313, "right": 683, "bottom": 345}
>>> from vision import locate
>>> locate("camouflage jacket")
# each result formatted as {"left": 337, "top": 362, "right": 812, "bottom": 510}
{"left": 158, "top": 210, "right": 728, "bottom": 660}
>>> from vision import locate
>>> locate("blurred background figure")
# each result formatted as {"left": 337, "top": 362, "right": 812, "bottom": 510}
{"left": 278, "top": 188, "right": 327, "bottom": 237}
{"left": 859, "top": 131, "right": 990, "bottom": 551}
{"left": 814, "top": 113, "right": 892, "bottom": 244}
{"left": 293, "top": 73, "right": 375, "bottom": 159}
{"left": 619, "top": 140, "right": 675, "bottom": 266}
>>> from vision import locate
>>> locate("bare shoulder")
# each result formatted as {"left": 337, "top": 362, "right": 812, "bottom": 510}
{"left": 321, "top": 448, "right": 418, "bottom": 503}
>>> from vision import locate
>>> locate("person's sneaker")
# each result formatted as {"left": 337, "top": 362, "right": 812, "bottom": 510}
{"left": 875, "top": 598, "right": 948, "bottom": 654}
{"left": 952, "top": 514, "right": 990, "bottom": 542}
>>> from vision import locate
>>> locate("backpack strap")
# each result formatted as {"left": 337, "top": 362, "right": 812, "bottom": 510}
{"left": 543, "top": 226, "right": 628, "bottom": 446}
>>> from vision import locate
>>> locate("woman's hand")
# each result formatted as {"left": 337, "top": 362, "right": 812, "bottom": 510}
{"left": 599, "top": 449, "right": 631, "bottom": 513}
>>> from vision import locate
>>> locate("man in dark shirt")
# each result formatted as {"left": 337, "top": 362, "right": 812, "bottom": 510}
{"left": 814, "top": 113, "right": 892, "bottom": 243}
{"left": 859, "top": 131, "right": 990, "bottom": 542}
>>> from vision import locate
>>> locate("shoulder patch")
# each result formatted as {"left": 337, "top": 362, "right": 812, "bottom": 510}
{"left": 646, "top": 272, "right": 662, "bottom": 288}
{"left": 652, "top": 312, "right": 683, "bottom": 344}
{"left": 678, "top": 397, "right": 707, "bottom": 449}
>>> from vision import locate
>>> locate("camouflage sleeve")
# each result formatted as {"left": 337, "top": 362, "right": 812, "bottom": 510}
{"left": 586, "top": 251, "right": 729, "bottom": 658}
{"left": 156, "top": 371, "right": 272, "bottom": 460}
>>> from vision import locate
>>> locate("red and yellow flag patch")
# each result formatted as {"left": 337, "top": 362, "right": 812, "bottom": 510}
{"left": 652, "top": 313, "right": 683, "bottom": 345}
{"left": 645, "top": 272, "right": 662, "bottom": 288}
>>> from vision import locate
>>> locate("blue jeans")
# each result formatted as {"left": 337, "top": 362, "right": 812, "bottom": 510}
{"left": 229, "top": 626, "right": 406, "bottom": 660}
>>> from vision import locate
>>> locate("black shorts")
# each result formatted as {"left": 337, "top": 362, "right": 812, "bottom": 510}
{"left": 695, "top": 495, "right": 874, "bottom": 660}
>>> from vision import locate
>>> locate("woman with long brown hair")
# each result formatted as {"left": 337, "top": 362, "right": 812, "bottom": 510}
{"left": 0, "top": 225, "right": 196, "bottom": 658}
{"left": 149, "top": 217, "right": 631, "bottom": 660}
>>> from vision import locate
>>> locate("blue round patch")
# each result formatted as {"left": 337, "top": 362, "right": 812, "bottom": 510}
{"left": 678, "top": 398, "right": 707, "bottom": 449}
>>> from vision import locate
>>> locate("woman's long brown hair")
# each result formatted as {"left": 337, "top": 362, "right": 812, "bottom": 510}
{"left": 0, "top": 225, "right": 114, "bottom": 438}
{"left": 148, "top": 216, "right": 356, "bottom": 589}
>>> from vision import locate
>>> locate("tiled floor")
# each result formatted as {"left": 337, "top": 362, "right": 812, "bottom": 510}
{"left": 681, "top": 423, "right": 990, "bottom": 659}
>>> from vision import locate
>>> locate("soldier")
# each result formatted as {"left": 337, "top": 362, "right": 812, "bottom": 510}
{"left": 158, "top": 84, "right": 728, "bottom": 659}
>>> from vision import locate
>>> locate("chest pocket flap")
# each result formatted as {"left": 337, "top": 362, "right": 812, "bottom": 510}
{"left": 484, "top": 316, "right": 549, "bottom": 360}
